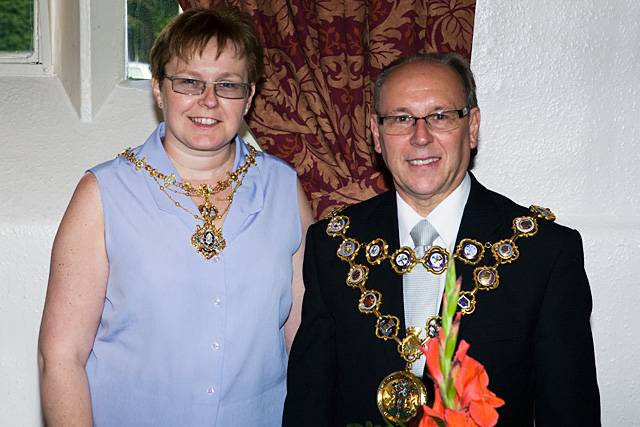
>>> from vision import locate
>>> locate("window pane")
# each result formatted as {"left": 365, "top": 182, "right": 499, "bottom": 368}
{"left": 0, "top": 0, "right": 34, "bottom": 54}
{"left": 127, "top": 0, "right": 179, "bottom": 80}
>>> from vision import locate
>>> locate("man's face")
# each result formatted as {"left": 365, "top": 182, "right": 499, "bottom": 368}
{"left": 371, "top": 62, "right": 480, "bottom": 215}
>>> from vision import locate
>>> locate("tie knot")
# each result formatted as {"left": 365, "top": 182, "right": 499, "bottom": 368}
{"left": 410, "top": 219, "right": 439, "bottom": 249}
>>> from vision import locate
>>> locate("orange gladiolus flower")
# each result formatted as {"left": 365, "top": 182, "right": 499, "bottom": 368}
{"left": 452, "top": 340, "right": 505, "bottom": 426}
{"left": 420, "top": 338, "right": 505, "bottom": 427}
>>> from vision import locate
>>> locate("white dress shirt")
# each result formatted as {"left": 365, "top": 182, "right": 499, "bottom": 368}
{"left": 396, "top": 173, "right": 470, "bottom": 375}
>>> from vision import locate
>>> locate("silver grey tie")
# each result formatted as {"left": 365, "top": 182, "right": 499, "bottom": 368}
{"left": 403, "top": 219, "right": 441, "bottom": 377}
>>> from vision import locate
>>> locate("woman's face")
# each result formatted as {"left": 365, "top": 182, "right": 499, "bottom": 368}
{"left": 152, "top": 38, "right": 255, "bottom": 156}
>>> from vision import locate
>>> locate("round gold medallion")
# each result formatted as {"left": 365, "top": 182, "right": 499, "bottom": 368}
{"left": 326, "top": 215, "right": 349, "bottom": 236}
{"left": 455, "top": 238, "right": 485, "bottom": 264}
{"left": 513, "top": 216, "right": 537, "bottom": 236}
{"left": 337, "top": 238, "right": 360, "bottom": 261}
{"left": 377, "top": 370, "right": 428, "bottom": 423}
{"left": 346, "top": 264, "right": 369, "bottom": 288}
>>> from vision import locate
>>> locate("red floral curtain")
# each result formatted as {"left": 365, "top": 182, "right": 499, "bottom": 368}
{"left": 178, "top": 0, "right": 475, "bottom": 218}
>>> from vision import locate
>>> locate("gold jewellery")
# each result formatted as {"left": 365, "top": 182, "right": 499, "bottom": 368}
{"left": 120, "top": 146, "right": 257, "bottom": 259}
{"left": 325, "top": 205, "right": 555, "bottom": 423}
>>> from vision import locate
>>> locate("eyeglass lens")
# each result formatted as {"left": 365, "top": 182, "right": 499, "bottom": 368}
{"left": 381, "top": 110, "right": 466, "bottom": 135}
{"left": 168, "top": 77, "right": 248, "bottom": 99}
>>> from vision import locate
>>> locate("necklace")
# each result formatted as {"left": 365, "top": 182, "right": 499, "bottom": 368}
{"left": 325, "top": 204, "right": 555, "bottom": 423}
{"left": 120, "top": 145, "right": 257, "bottom": 259}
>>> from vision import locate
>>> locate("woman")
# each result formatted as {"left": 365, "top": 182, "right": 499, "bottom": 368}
{"left": 38, "top": 7, "right": 313, "bottom": 426}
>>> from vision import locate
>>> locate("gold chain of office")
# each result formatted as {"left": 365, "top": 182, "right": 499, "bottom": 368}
{"left": 324, "top": 204, "right": 555, "bottom": 423}
{"left": 119, "top": 146, "right": 257, "bottom": 259}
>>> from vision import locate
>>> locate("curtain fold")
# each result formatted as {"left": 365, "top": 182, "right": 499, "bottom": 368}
{"left": 178, "top": 0, "right": 475, "bottom": 218}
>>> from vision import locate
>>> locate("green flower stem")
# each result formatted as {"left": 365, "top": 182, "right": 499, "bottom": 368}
{"left": 438, "top": 261, "right": 460, "bottom": 409}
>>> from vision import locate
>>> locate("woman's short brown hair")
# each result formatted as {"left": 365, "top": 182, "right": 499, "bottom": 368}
{"left": 149, "top": 7, "right": 264, "bottom": 84}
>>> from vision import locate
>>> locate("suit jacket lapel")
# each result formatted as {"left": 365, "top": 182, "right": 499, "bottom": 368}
{"left": 362, "top": 191, "right": 407, "bottom": 372}
{"left": 457, "top": 174, "right": 502, "bottom": 243}
{"left": 455, "top": 173, "right": 509, "bottom": 292}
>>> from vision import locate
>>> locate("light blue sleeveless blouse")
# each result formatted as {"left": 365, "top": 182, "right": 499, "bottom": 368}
{"left": 87, "top": 123, "right": 301, "bottom": 426}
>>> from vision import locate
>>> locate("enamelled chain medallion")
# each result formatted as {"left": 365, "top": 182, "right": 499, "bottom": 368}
{"left": 325, "top": 205, "right": 555, "bottom": 423}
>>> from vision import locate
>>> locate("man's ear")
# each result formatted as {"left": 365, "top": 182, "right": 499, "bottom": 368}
{"left": 371, "top": 115, "right": 383, "bottom": 154}
{"left": 468, "top": 107, "right": 481, "bottom": 149}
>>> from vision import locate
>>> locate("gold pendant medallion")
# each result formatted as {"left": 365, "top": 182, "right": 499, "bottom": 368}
{"left": 191, "top": 224, "right": 226, "bottom": 259}
{"left": 377, "top": 370, "right": 428, "bottom": 423}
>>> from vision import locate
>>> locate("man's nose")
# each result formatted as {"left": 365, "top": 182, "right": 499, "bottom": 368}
{"left": 411, "top": 117, "right": 434, "bottom": 146}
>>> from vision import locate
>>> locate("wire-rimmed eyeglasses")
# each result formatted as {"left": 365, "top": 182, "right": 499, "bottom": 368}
{"left": 376, "top": 107, "right": 470, "bottom": 135}
{"left": 163, "top": 75, "right": 251, "bottom": 99}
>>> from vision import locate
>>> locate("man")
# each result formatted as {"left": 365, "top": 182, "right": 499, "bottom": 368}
{"left": 283, "top": 53, "right": 600, "bottom": 426}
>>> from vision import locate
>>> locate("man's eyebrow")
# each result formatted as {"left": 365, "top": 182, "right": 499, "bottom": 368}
{"left": 381, "top": 107, "right": 412, "bottom": 115}
{"left": 381, "top": 105, "right": 457, "bottom": 115}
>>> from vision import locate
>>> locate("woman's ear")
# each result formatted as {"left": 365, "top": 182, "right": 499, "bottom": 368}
{"left": 152, "top": 78, "right": 164, "bottom": 109}
{"left": 244, "top": 83, "right": 256, "bottom": 115}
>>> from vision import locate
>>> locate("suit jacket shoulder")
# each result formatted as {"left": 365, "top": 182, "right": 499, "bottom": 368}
{"left": 456, "top": 174, "right": 600, "bottom": 426}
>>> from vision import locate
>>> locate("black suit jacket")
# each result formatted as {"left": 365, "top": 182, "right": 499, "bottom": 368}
{"left": 283, "top": 175, "right": 600, "bottom": 426}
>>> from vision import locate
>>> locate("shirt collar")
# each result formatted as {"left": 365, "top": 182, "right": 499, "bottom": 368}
{"left": 397, "top": 173, "right": 471, "bottom": 250}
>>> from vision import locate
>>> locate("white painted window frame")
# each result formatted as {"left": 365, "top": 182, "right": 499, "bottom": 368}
{"left": 0, "top": 0, "right": 129, "bottom": 121}
{"left": 0, "top": 1, "right": 181, "bottom": 121}
{"left": 0, "top": 0, "right": 52, "bottom": 76}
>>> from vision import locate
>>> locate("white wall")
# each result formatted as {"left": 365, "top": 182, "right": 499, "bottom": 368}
{"left": 471, "top": 1, "right": 640, "bottom": 425}
{"left": 0, "top": 1, "right": 637, "bottom": 425}
{"left": 0, "top": 77, "right": 160, "bottom": 426}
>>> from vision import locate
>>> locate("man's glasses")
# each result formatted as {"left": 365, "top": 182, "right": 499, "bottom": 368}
{"left": 163, "top": 75, "right": 251, "bottom": 99}
{"left": 376, "top": 107, "right": 470, "bottom": 135}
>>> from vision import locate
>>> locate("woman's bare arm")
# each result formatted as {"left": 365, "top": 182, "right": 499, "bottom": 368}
{"left": 38, "top": 173, "right": 109, "bottom": 427}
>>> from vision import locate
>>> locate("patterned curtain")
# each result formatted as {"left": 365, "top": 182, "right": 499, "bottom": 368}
{"left": 178, "top": 0, "right": 475, "bottom": 218}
